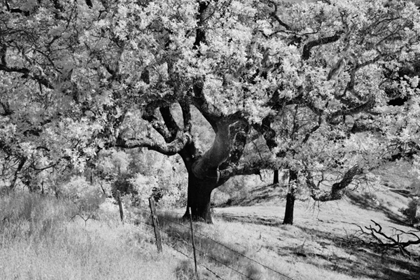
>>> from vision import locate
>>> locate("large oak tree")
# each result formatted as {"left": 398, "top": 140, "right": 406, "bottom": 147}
{"left": 1, "top": 0, "right": 420, "bottom": 223}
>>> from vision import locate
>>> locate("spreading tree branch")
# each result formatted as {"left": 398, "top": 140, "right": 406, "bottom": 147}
{"left": 265, "top": 0, "right": 291, "bottom": 30}
{"left": 311, "top": 165, "right": 363, "bottom": 201}
{"left": 302, "top": 32, "right": 343, "bottom": 60}
{"left": 115, "top": 132, "right": 191, "bottom": 156}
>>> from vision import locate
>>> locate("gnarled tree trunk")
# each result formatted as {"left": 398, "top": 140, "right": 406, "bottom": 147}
{"left": 180, "top": 120, "right": 243, "bottom": 223}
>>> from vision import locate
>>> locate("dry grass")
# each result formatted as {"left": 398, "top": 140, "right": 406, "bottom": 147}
{"left": 2, "top": 162, "right": 420, "bottom": 280}
{"left": 0, "top": 192, "right": 179, "bottom": 280}
{"left": 153, "top": 167, "right": 420, "bottom": 280}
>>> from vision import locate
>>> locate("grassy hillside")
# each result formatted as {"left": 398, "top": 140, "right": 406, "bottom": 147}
{"left": 1, "top": 161, "right": 420, "bottom": 280}
{"left": 0, "top": 193, "right": 179, "bottom": 280}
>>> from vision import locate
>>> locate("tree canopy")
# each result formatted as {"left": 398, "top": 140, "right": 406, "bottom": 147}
{"left": 1, "top": 0, "right": 420, "bottom": 222}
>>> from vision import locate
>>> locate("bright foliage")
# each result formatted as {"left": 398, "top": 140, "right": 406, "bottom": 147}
{"left": 0, "top": 0, "right": 419, "bottom": 201}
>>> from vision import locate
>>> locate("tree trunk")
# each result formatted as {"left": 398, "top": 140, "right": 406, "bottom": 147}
{"left": 273, "top": 170, "right": 279, "bottom": 185}
{"left": 180, "top": 120, "right": 242, "bottom": 223}
{"left": 183, "top": 169, "right": 218, "bottom": 223}
{"left": 9, "top": 157, "right": 26, "bottom": 190}
{"left": 283, "top": 170, "right": 297, "bottom": 225}
{"left": 283, "top": 191, "right": 295, "bottom": 225}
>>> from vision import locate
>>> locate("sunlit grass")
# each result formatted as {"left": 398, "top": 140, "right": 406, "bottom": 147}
{"left": 0, "top": 192, "right": 178, "bottom": 280}
{"left": 1, "top": 182, "right": 419, "bottom": 280}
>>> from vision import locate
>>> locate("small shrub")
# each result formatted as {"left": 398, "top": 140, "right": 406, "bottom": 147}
{"left": 61, "top": 176, "right": 105, "bottom": 222}
{"left": 409, "top": 180, "right": 420, "bottom": 196}
{"left": 175, "top": 260, "right": 198, "bottom": 280}
{"left": 400, "top": 198, "right": 420, "bottom": 225}
{"left": 246, "top": 263, "right": 264, "bottom": 280}
{"left": 0, "top": 191, "right": 74, "bottom": 240}
{"left": 362, "top": 191, "right": 378, "bottom": 202}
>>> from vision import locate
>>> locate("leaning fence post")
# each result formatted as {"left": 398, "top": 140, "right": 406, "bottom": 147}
{"left": 116, "top": 190, "right": 124, "bottom": 223}
{"left": 188, "top": 207, "right": 199, "bottom": 280}
{"left": 149, "top": 197, "right": 163, "bottom": 253}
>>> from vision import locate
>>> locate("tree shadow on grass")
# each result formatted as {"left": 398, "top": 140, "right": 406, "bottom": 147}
{"left": 153, "top": 211, "right": 293, "bottom": 280}
{"left": 346, "top": 191, "right": 408, "bottom": 226}
{"left": 154, "top": 212, "right": 248, "bottom": 271}
{"left": 292, "top": 225, "right": 420, "bottom": 280}
{"left": 214, "top": 211, "right": 420, "bottom": 280}
{"left": 214, "top": 212, "right": 283, "bottom": 227}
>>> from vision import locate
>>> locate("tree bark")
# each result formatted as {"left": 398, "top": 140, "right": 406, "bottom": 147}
{"left": 183, "top": 170, "right": 218, "bottom": 223}
{"left": 273, "top": 170, "right": 279, "bottom": 185}
{"left": 180, "top": 120, "right": 243, "bottom": 223}
{"left": 283, "top": 170, "right": 297, "bottom": 225}
{"left": 283, "top": 191, "right": 295, "bottom": 225}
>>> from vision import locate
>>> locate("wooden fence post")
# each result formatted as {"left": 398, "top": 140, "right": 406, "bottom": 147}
{"left": 149, "top": 197, "right": 163, "bottom": 253}
{"left": 116, "top": 190, "right": 124, "bottom": 223}
{"left": 188, "top": 207, "right": 199, "bottom": 280}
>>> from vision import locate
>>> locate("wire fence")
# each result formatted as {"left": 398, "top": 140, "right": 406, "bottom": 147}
{"left": 128, "top": 200, "right": 295, "bottom": 280}
{"left": 136, "top": 219, "right": 226, "bottom": 279}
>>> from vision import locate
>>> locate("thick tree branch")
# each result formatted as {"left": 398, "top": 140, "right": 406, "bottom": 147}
{"left": 302, "top": 32, "right": 343, "bottom": 60}
{"left": 311, "top": 165, "right": 363, "bottom": 201}
{"left": 180, "top": 100, "right": 192, "bottom": 133}
{"left": 193, "top": 1, "right": 209, "bottom": 49}
{"left": 115, "top": 132, "right": 191, "bottom": 156}
{"left": 159, "top": 106, "right": 180, "bottom": 142}
{"left": 218, "top": 157, "right": 280, "bottom": 183}
{"left": 219, "top": 163, "right": 262, "bottom": 182}
{"left": 327, "top": 97, "right": 376, "bottom": 124}
{"left": 9, "top": 157, "right": 27, "bottom": 190}
{"left": 142, "top": 102, "right": 173, "bottom": 142}
{"left": 265, "top": 0, "right": 291, "bottom": 30}
{"left": 191, "top": 79, "right": 223, "bottom": 130}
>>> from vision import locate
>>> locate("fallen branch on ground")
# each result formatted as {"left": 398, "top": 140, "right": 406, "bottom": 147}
{"left": 356, "top": 220, "right": 420, "bottom": 256}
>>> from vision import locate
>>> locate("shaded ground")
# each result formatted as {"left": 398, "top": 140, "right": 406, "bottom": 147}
{"left": 210, "top": 196, "right": 420, "bottom": 280}
{"left": 141, "top": 162, "right": 420, "bottom": 279}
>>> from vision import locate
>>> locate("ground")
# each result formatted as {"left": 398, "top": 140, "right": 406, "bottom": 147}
{"left": 1, "top": 162, "right": 419, "bottom": 279}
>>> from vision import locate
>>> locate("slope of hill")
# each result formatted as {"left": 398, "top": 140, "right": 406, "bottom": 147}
{"left": 1, "top": 161, "right": 419, "bottom": 280}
